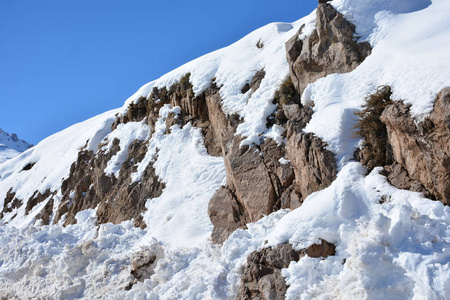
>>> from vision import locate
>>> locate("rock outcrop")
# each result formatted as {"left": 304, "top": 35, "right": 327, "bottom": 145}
{"left": 354, "top": 86, "right": 449, "bottom": 205}
{"left": 0, "top": 188, "right": 21, "bottom": 219}
{"left": 237, "top": 241, "right": 336, "bottom": 300}
{"left": 286, "top": 1, "right": 371, "bottom": 96}
{"left": 208, "top": 0, "right": 374, "bottom": 244}
{"left": 55, "top": 139, "right": 165, "bottom": 228}
{"left": 287, "top": 132, "right": 337, "bottom": 201}
{"left": 126, "top": 241, "right": 164, "bottom": 290}
{"left": 381, "top": 88, "right": 450, "bottom": 204}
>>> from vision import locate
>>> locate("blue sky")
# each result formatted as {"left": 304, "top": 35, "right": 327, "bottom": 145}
{"left": 0, "top": 0, "right": 317, "bottom": 145}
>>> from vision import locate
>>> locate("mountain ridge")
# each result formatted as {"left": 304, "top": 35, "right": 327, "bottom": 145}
{"left": 0, "top": 128, "right": 32, "bottom": 163}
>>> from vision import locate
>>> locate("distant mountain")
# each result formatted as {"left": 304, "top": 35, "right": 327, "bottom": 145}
{"left": 0, "top": 129, "right": 32, "bottom": 163}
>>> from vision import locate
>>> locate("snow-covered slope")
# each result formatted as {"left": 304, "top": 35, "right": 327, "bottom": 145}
{"left": 0, "top": 0, "right": 449, "bottom": 299}
{"left": 0, "top": 129, "right": 32, "bottom": 163}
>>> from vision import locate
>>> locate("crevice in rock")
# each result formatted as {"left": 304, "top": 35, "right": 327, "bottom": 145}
{"left": 353, "top": 86, "right": 394, "bottom": 171}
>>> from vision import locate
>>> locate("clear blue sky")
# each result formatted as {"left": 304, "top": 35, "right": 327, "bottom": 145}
{"left": 0, "top": 0, "right": 317, "bottom": 145}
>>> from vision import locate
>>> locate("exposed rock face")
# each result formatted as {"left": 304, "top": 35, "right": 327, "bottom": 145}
{"left": 237, "top": 241, "right": 336, "bottom": 300}
{"left": 210, "top": 1, "right": 372, "bottom": 241}
{"left": 1, "top": 188, "right": 55, "bottom": 225}
{"left": 25, "top": 190, "right": 53, "bottom": 215}
{"left": 0, "top": 188, "right": 21, "bottom": 219}
{"left": 382, "top": 163, "right": 435, "bottom": 200}
{"left": 287, "top": 131, "right": 337, "bottom": 201}
{"left": 286, "top": 1, "right": 371, "bottom": 96}
{"left": 380, "top": 88, "right": 450, "bottom": 204}
{"left": 54, "top": 139, "right": 164, "bottom": 228}
{"left": 54, "top": 74, "right": 236, "bottom": 228}
{"left": 209, "top": 137, "right": 300, "bottom": 244}
{"left": 242, "top": 70, "right": 266, "bottom": 94}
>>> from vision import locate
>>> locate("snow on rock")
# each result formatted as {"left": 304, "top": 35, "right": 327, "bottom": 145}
{"left": 102, "top": 120, "right": 151, "bottom": 178}
{"left": 136, "top": 104, "right": 227, "bottom": 249}
{"left": 0, "top": 110, "right": 118, "bottom": 226}
{"left": 276, "top": 163, "right": 450, "bottom": 300}
{"left": 303, "top": 0, "right": 450, "bottom": 167}
{"left": 331, "top": 0, "right": 432, "bottom": 41}
{"left": 1, "top": 164, "right": 447, "bottom": 299}
{"left": 121, "top": 11, "right": 316, "bottom": 146}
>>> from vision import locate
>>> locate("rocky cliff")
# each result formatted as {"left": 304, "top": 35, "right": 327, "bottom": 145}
{"left": 0, "top": 0, "right": 449, "bottom": 299}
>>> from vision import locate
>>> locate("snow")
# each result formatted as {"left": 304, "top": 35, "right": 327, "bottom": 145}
{"left": 331, "top": 0, "right": 432, "bottom": 41}
{"left": 102, "top": 120, "right": 151, "bottom": 178}
{"left": 0, "top": 109, "right": 118, "bottom": 226}
{"left": 278, "top": 164, "right": 450, "bottom": 300}
{"left": 121, "top": 11, "right": 316, "bottom": 147}
{"left": 0, "top": 147, "right": 21, "bottom": 164}
{"left": 1, "top": 0, "right": 450, "bottom": 298}
{"left": 0, "top": 129, "right": 32, "bottom": 163}
{"left": 136, "top": 104, "right": 227, "bottom": 249}
{"left": 303, "top": 0, "right": 450, "bottom": 167}
{"left": 1, "top": 164, "right": 448, "bottom": 299}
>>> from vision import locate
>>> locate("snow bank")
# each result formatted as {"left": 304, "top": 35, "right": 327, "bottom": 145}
{"left": 303, "top": 0, "right": 450, "bottom": 167}
{"left": 275, "top": 164, "right": 450, "bottom": 300}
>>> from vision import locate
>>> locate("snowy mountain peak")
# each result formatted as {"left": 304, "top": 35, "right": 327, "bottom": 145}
{"left": 0, "top": 129, "right": 32, "bottom": 163}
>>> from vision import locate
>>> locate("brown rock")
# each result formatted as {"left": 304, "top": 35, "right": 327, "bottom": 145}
{"left": 237, "top": 241, "right": 336, "bottom": 300}
{"left": 225, "top": 137, "right": 276, "bottom": 222}
{"left": 306, "top": 239, "right": 336, "bottom": 258}
{"left": 237, "top": 244, "right": 302, "bottom": 300}
{"left": 208, "top": 186, "right": 247, "bottom": 244}
{"left": 287, "top": 131, "right": 337, "bottom": 201}
{"left": 286, "top": 2, "right": 371, "bottom": 97}
{"left": 380, "top": 88, "right": 450, "bottom": 204}
{"left": 55, "top": 139, "right": 165, "bottom": 228}
{"left": 25, "top": 189, "right": 53, "bottom": 215}
{"left": 210, "top": 137, "right": 297, "bottom": 244}
{"left": 382, "top": 163, "right": 435, "bottom": 200}
{"left": 0, "top": 188, "right": 22, "bottom": 219}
